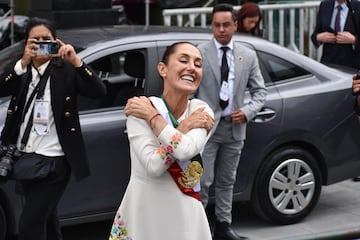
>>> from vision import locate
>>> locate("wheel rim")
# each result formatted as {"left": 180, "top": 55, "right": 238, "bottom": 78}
{"left": 268, "top": 158, "right": 315, "bottom": 215}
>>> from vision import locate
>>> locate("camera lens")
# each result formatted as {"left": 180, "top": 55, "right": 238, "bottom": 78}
{"left": 0, "top": 164, "right": 9, "bottom": 177}
{"left": 0, "top": 168, "right": 8, "bottom": 177}
{"left": 0, "top": 156, "right": 13, "bottom": 177}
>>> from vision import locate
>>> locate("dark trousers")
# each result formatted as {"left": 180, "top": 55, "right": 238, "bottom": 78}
{"left": 17, "top": 156, "right": 71, "bottom": 240}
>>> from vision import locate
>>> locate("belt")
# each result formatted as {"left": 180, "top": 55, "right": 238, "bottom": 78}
{"left": 220, "top": 116, "right": 232, "bottom": 121}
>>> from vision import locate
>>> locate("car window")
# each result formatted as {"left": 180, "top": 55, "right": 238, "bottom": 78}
{"left": 0, "top": 41, "right": 24, "bottom": 75}
{"left": 0, "top": 96, "right": 10, "bottom": 104}
{"left": 78, "top": 49, "right": 146, "bottom": 111}
{"left": 257, "top": 51, "right": 311, "bottom": 83}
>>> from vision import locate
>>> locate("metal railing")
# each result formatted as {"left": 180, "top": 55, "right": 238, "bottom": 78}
{"left": 163, "top": 1, "right": 321, "bottom": 60}
{"left": 0, "top": 0, "right": 15, "bottom": 45}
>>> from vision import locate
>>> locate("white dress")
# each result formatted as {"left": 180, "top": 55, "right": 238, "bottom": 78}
{"left": 109, "top": 98, "right": 214, "bottom": 240}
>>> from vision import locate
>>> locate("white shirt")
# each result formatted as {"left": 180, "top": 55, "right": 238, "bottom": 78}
{"left": 214, "top": 39, "right": 235, "bottom": 116}
{"left": 14, "top": 59, "right": 64, "bottom": 156}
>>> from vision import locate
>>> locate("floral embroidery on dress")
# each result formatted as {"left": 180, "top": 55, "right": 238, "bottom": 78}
{"left": 166, "top": 145, "right": 174, "bottom": 154}
{"left": 156, "top": 132, "right": 182, "bottom": 165}
{"left": 164, "top": 155, "right": 172, "bottom": 165}
{"left": 156, "top": 146, "right": 167, "bottom": 156}
{"left": 109, "top": 211, "right": 132, "bottom": 240}
{"left": 170, "top": 132, "right": 182, "bottom": 148}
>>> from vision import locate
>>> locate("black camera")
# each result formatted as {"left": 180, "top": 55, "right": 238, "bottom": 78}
{"left": 0, "top": 145, "right": 21, "bottom": 178}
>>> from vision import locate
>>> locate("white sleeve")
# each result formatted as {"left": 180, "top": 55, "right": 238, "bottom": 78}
{"left": 126, "top": 99, "right": 214, "bottom": 178}
{"left": 14, "top": 59, "right": 27, "bottom": 75}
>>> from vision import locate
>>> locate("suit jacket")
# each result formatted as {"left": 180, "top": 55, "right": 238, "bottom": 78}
{"left": 311, "top": 0, "right": 360, "bottom": 69}
{"left": 195, "top": 39, "right": 267, "bottom": 141}
{"left": 0, "top": 58, "right": 106, "bottom": 180}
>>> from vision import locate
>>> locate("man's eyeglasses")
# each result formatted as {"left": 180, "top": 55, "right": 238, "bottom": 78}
{"left": 212, "top": 22, "right": 234, "bottom": 29}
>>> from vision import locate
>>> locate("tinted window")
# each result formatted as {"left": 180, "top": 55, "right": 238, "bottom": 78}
{"left": 78, "top": 49, "right": 146, "bottom": 111}
{"left": 0, "top": 41, "right": 24, "bottom": 75}
{"left": 0, "top": 96, "right": 10, "bottom": 104}
{"left": 257, "top": 51, "right": 311, "bottom": 83}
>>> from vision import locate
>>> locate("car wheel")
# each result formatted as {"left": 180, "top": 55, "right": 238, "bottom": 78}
{"left": 0, "top": 204, "right": 7, "bottom": 240}
{"left": 252, "top": 147, "right": 322, "bottom": 224}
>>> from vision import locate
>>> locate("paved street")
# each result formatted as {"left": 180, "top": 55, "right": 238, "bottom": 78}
{"left": 62, "top": 179, "right": 360, "bottom": 240}
{"left": 229, "top": 179, "right": 360, "bottom": 240}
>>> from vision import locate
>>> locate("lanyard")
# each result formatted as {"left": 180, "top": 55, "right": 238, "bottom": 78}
{"left": 20, "top": 64, "right": 52, "bottom": 150}
{"left": 21, "top": 65, "right": 51, "bottom": 122}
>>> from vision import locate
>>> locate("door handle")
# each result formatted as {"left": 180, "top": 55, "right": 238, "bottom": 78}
{"left": 252, "top": 107, "right": 276, "bottom": 123}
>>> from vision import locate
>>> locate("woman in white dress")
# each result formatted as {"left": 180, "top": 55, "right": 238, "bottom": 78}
{"left": 109, "top": 42, "right": 215, "bottom": 240}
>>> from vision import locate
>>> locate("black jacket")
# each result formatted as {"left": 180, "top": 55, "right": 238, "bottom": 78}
{"left": 0, "top": 58, "right": 106, "bottom": 180}
{"left": 311, "top": 0, "right": 360, "bottom": 69}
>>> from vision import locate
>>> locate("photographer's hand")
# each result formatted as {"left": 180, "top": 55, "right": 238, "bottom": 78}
{"left": 21, "top": 38, "right": 39, "bottom": 69}
{"left": 57, "top": 39, "right": 82, "bottom": 67}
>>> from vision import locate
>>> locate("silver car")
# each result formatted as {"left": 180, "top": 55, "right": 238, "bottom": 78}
{"left": 0, "top": 25, "right": 360, "bottom": 239}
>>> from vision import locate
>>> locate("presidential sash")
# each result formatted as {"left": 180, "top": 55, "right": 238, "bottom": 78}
{"left": 149, "top": 96, "right": 203, "bottom": 201}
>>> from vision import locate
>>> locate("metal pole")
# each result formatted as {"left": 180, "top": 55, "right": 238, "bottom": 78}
{"left": 10, "top": 0, "right": 14, "bottom": 45}
{"left": 145, "top": 0, "right": 149, "bottom": 29}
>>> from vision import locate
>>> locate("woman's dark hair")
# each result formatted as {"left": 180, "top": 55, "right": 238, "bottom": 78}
{"left": 161, "top": 41, "right": 198, "bottom": 65}
{"left": 212, "top": 3, "right": 237, "bottom": 21}
{"left": 236, "top": 2, "right": 262, "bottom": 36}
{"left": 24, "top": 17, "right": 57, "bottom": 41}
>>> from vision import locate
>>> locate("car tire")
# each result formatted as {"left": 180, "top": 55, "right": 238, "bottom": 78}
{"left": 252, "top": 147, "right": 322, "bottom": 225}
{"left": 0, "top": 204, "right": 7, "bottom": 240}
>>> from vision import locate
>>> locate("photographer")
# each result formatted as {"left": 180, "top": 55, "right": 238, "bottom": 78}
{"left": 0, "top": 17, "right": 105, "bottom": 240}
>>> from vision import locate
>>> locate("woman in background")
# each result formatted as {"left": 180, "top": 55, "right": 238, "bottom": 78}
{"left": 236, "top": 2, "right": 264, "bottom": 37}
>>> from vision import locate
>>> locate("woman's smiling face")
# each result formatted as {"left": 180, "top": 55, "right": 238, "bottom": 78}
{"left": 159, "top": 43, "right": 203, "bottom": 95}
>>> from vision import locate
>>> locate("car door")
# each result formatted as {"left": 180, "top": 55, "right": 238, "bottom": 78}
{"left": 57, "top": 41, "right": 160, "bottom": 225}
{"left": 264, "top": 52, "right": 360, "bottom": 184}
{"left": 231, "top": 48, "right": 284, "bottom": 198}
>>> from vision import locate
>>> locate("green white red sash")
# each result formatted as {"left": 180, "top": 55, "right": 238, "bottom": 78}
{"left": 149, "top": 96, "right": 203, "bottom": 201}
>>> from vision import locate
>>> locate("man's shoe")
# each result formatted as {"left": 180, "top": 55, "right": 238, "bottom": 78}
{"left": 353, "top": 176, "right": 360, "bottom": 182}
{"left": 213, "top": 220, "right": 249, "bottom": 240}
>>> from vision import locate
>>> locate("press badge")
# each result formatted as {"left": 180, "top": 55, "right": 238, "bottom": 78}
{"left": 219, "top": 81, "right": 230, "bottom": 101}
{"left": 33, "top": 99, "right": 50, "bottom": 135}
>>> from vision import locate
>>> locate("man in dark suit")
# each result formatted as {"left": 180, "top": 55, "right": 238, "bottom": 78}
{"left": 312, "top": 0, "right": 360, "bottom": 181}
{"left": 0, "top": 17, "right": 106, "bottom": 240}
{"left": 311, "top": 0, "right": 360, "bottom": 69}
{"left": 195, "top": 4, "right": 266, "bottom": 240}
